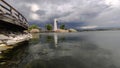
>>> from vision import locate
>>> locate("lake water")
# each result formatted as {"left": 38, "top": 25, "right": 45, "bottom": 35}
{"left": 1, "top": 31, "right": 120, "bottom": 68}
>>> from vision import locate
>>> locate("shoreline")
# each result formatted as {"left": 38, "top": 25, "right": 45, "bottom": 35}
{"left": 0, "top": 33, "right": 32, "bottom": 53}
{"left": 0, "top": 33, "right": 32, "bottom": 46}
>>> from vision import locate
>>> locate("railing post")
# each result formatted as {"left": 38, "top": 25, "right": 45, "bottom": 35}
{"left": 10, "top": 7, "right": 13, "bottom": 16}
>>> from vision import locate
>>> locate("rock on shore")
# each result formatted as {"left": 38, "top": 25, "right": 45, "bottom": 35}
{"left": 56, "top": 29, "right": 69, "bottom": 33}
{"left": 0, "top": 33, "right": 32, "bottom": 52}
{"left": 30, "top": 29, "right": 40, "bottom": 33}
{"left": 68, "top": 29, "right": 78, "bottom": 32}
{"left": 0, "top": 33, "right": 32, "bottom": 45}
{"left": 55, "top": 29, "right": 77, "bottom": 33}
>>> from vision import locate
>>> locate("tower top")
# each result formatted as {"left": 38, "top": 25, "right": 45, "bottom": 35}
{"left": 54, "top": 18, "right": 58, "bottom": 22}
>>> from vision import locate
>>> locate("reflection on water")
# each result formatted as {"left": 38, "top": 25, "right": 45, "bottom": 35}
{"left": 0, "top": 41, "right": 29, "bottom": 68}
{"left": 54, "top": 33, "right": 58, "bottom": 47}
{"left": 0, "top": 31, "right": 120, "bottom": 68}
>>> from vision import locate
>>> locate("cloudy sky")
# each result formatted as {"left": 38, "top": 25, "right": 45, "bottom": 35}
{"left": 6, "top": 0, "right": 120, "bottom": 29}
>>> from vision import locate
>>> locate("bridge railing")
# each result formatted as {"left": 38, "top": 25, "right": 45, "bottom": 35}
{"left": 0, "top": 0, "right": 28, "bottom": 29}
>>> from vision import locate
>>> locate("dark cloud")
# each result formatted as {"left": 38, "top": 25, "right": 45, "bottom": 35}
{"left": 6, "top": 0, "right": 120, "bottom": 29}
{"left": 36, "top": 10, "right": 46, "bottom": 16}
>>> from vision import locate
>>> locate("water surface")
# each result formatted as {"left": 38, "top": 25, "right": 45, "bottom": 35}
{"left": 1, "top": 31, "right": 120, "bottom": 68}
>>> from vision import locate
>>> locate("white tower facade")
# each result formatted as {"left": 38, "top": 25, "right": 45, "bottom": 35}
{"left": 54, "top": 19, "right": 58, "bottom": 31}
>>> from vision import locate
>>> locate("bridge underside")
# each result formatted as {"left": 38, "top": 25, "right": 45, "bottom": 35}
{"left": 0, "top": 14, "right": 28, "bottom": 29}
{"left": 0, "top": 20, "right": 27, "bottom": 32}
{"left": 0, "top": 0, "right": 28, "bottom": 33}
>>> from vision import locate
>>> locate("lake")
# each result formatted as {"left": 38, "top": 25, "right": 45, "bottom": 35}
{"left": 1, "top": 31, "right": 120, "bottom": 68}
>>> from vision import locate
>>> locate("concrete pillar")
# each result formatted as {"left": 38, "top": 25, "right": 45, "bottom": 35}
{"left": 54, "top": 19, "right": 58, "bottom": 31}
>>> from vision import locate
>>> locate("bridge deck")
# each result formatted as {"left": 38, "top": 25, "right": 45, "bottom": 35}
{"left": 0, "top": 0, "right": 28, "bottom": 30}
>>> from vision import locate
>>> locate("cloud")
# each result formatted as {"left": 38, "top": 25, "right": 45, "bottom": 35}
{"left": 105, "top": 0, "right": 120, "bottom": 7}
{"left": 5, "top": 0, "right": 120, "bottom": 28}
{"left": 80, "top": 26, "right": 98, "bottom": 29}
{"left": 30, "top": 4, "right": 40, "bottom": 12}
{"left": 30, "top": 13, "right": 40, "bottom": 20}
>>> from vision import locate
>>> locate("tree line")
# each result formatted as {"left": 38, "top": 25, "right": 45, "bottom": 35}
{"left": 29, "top": 24, "right": 66, "bottom": 31}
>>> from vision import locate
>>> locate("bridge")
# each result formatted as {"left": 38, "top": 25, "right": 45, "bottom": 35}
{"left": 0, "top": 0, "right": 28, "bottom": 32}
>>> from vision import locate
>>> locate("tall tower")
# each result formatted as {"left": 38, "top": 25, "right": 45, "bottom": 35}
{"left": 54, "top": 19, "right": 58, "bottom": 31}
